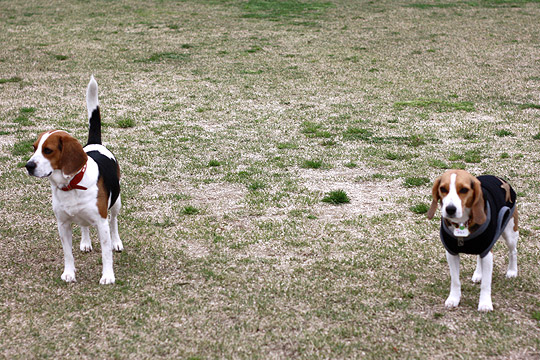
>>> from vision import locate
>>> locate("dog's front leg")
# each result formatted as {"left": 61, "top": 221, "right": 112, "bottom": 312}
{"left": 478, "top": 252, "right": 493, "bottom": 312}
{"left": 96, "top": 218, "right": 115, "bottom": 284}
{"left": 472, "top": 256, "right": 482, "bottom": 283}
{"left": 57, "top": 221, "right": 76, "bottom": 282}
{"left": 445, "top": 251, "right": 461, "bottom": 308}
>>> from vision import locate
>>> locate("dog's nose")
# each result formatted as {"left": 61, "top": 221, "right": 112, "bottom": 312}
{"left": 445, "top": 204, "right": 457, "bottom": 216}
{"left": 25, "top": 161, "right": 36, "bottom": 175}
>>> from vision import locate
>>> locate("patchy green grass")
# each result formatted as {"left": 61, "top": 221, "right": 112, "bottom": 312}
{"left": 495, "top": 129, "right": 514, "bottom": 137}
{"left": 449, "top": 149, "right": 485, "bottom": 164}
{"left": 139, "top": 52, "right": 190, "bottom": 63}
{"left": 519, "top": 103, "right": 540, "bottom": 110}
{"left": 248, "top": 180, "right": 265, "bottom": 191}
{"left": 408, "top": 0, "right": 540, "bottom": 8}
{"left": 277, "top": 142, "right": 298, "bottom": 149}
{"left": 182, "top": 205, "right": 200, "bottom": 215}
{"left": 301, "top": 121, "right": 332, "bottom": 138}
{"left": 406, "top": 3, "right": 459, "bottom": 9}
{"left": 301, "top": 159, "right": 323, "bottom": 169}
{"left": 19, "top": 107, "right": 35, "bottom": 114}
{"left": 11, "top": 139, "right": 34, "bottom": 158}
{"left": 241, "top": 0, "right": 333, "bottom": 20}
{"left": 394, "top": 99, "right": 475, "bottom": 112}
{"left": 0, "top": 76, "right": 22, "bottom": 84}
{"left": 1, "top": 0, "right": 540, "bottom": 358}
{"left": 116, "top": 118, "right": 135, "bottom": 128}
{"left": 404, "top": 176, "right": 430, "bottom": 187}
{"left": 342, "top": 127, "right": 372, "bottom": 141}
{"left": 12, "top": 107, "right": 36, "bottom": 126}
{"left": 322, "top": 189, "right": 350, "bottom": 204}
{"left": 410, "top": 203, "right": 430, "bottom": 214}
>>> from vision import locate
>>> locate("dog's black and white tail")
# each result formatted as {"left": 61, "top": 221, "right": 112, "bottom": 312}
{"left": 86, "top": 75, "right": 102, "bottom": 145}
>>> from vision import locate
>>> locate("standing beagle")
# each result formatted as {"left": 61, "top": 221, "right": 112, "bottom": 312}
{"left": 427, "top": 170, "right": 518, "bottom": 311}
{"left": 25, "top": 76, "right": 123, "bottom": 284}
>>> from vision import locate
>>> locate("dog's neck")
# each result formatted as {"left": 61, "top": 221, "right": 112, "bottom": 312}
{"left": 443, "top": 205, "right": 486, "bottom": 233}
{"left": 49, "top": 167, "right": 84, "bottom": 190}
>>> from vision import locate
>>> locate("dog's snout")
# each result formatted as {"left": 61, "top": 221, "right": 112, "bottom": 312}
{"left": 445, "top": 204, "right": 457, "bottom": 216}
{"left": 25, "top": 161, "right": 36, "bottom": 175}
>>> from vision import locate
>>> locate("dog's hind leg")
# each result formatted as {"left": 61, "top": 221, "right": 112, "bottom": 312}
{"left": 109, "top": 196, "right": 123, "bottom": 252}
{"left": 97, "top": 217, "right": 115, "bottom": 285}
{"left": 80, "top": 226, "right": 92, "bottom": 252}
{"left": 502, "top": 216, "right": 518, "bottom": 279}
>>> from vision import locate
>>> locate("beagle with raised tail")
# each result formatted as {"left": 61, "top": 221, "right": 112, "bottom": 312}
{"left": 428, "top": 170, "right": 518, "bottom": 311}
{"left": 26, "top": 76, "right": 123, "bottom": 284}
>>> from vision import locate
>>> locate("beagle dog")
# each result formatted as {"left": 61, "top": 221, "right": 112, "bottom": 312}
{"left": 428, "top": 170, "right": 518, "bottom": 311}
{"left": 25, "top": 76, "right": 123, "bottom": 284}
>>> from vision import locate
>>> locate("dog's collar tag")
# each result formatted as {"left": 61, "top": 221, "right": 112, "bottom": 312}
{"left": 453, "top": 222, "right": 470, "bottom": 241}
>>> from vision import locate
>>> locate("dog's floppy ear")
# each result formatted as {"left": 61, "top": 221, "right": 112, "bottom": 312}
{"left": 59, "top": 134, "right": 87, "bottom": 176}
{"left": 471, "top": 177, "right": 486, "bottom": 225}
{"left": 427, "top": 176, "right": 441, "bottom": 219}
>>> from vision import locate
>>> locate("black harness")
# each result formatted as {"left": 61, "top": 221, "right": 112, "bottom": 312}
{"left": 440, "top": 175, "right": 516, "bottom": 258}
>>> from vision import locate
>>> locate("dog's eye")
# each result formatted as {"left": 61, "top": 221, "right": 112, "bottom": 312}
{"left": 440, "top": 187, "right": 448, "bottom": 194}
{"left": 459, "top": 188, "right": 469, "bottom": 194}
{"left": 43, "top": 148, "right": 53, "bottom": 155}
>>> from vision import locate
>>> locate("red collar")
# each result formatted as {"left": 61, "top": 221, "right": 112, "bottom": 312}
{"left": 61, "top": 163, "right": 88, "bottom": 191}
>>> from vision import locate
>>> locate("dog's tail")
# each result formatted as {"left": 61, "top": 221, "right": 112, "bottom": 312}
{"left": 86, "top": 75, "right": 102, "bottom": 145}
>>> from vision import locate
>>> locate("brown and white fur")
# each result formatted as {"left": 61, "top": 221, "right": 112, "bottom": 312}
{"left": 25, "top": 76, "right": 123, "bottom": 284}
{"left": 428, "top": 169, "right": 518, "bottom": 311}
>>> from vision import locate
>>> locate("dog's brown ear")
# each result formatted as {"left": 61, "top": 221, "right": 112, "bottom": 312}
{"left": 427, "top": 176, "right": 441, "bottom": 219}
{"left": 471, "top": 178, "right": 487, "bottom": 225}
{"left": 59, "top": 134, "right": 87, "bottom": 176}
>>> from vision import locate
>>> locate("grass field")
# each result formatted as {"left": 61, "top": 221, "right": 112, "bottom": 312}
{"left": 1, "top": 0, "right": 540, "bottom": 358}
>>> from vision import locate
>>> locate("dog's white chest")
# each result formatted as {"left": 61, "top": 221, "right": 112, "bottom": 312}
{"left": 52, "top": 187, "right": 99, "bottom": 226}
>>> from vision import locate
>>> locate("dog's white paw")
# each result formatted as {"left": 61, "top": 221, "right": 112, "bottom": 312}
{"left": 99, "top": 273, "right": 115, "bottom": 285}
{"left": 445, "top": 295, "right": 460, "bottom": 309}
{"left": 478, "top": 300, "right": 493, "bottom": 312}
{"left": 471, "top": 272, "right": 482, "bottom": 283}
{"left": 506, "top": 269, "right": 518, "bottom": 279}
{"left": 61, "top": 271, "right": 76, "bottom": 283}
{"left": 80, "top": 242, "right": 93, "bottom": 252}
{"left": 112, "top": 241, "right": 123, "bottom": 253}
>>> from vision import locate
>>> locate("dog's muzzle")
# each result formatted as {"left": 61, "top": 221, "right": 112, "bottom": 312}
{"left": 445, "top": 204, "right": 457, "bottom": 217}
{"left": 25, "top": 161, "right": 37, "bottom": 175}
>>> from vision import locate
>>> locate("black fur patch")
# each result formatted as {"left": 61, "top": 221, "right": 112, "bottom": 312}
{"left": 86, "top": 150, "right": 120, "bottom": 208}
{"left": 87, "top": 107, "right": 102, "bottom": 145}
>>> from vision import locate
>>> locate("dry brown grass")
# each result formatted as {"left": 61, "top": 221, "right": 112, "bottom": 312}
{"left": 1, "top": 0, "right": 540, "bottom": 358}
